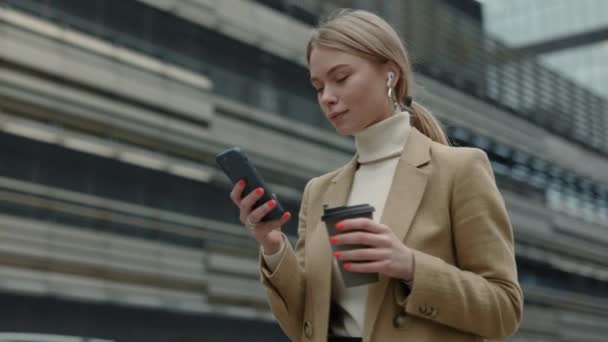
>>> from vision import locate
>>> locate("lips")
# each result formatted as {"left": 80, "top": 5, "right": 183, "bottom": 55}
{"left": 329, "top": 110, "right": 348, "bottom": 121}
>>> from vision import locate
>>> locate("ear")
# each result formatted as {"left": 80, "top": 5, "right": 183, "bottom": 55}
{"left": 384, "top": 61, "right": 401, "bottom": 88}
{"left": 387, "top": 71, "right": 395, "bottom": 87}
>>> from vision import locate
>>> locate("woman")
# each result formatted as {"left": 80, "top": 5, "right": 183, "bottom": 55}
{"left": 230, "top": 9, "right": 522, "bottom": 342}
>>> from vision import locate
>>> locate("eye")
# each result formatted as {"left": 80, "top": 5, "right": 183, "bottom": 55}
{"left": 315, "top": 87, "right": 324, "bottom": 94}
{"left": 336, "top": 75, "right": 349, "bottom": 83}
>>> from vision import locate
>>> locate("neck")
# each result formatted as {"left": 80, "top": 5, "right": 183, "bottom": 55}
{"left": 355, "top": 110, "right": 411, "bottom": 164}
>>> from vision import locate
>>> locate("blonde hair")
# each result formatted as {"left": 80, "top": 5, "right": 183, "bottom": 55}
{"left": 306, "top": 9, "right": 449, "bottom": 145}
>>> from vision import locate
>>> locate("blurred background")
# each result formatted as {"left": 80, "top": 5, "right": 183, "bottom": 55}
{"left": 0, "top": 0, "right": 607, "bottom": 341}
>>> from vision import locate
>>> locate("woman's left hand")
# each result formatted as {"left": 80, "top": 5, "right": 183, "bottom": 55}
{"left": 330, "top": 217, "right": 415, "bottom": 282}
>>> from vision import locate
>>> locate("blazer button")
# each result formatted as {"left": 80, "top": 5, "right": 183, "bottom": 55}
{"left": 418, "top": 305, "right": 428, "bottom": 315}
{"left": 393, "top": 312, "right": 409, "bottom": 328}
{"left": 430, "top": 308, "right": 439, "bottom": 319}
{"left": 304, "top": 320, "right": 313, "bottom": 338}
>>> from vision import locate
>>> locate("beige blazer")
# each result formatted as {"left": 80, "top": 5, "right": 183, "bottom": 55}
{"left": 260, "top": 128, "right": 523, "bottom": 342}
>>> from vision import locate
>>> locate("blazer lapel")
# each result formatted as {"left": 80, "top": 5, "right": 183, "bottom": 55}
{"left": 306, "top": 155, "right": 359, "bottom": 334}
{"left": 313, "top": 153, "right": 358, "bottom": 283}
{"left": 323, "top": 155, "right": 358, "bottom": 210}
{"left": 363, "top": 128, "right": 432, "bottom": 339}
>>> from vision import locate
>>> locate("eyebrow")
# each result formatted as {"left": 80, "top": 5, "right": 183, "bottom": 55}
{"left": 310, "top": 64, "right": 350, "bottom": 83}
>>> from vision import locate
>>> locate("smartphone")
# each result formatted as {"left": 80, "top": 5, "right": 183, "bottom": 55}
{"left": 215, "top": 147, "right": 285, "bottom": 222}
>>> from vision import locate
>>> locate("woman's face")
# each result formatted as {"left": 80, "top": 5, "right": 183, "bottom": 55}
{"left": 309, "top": 46, "right": 394, "bottom": 136}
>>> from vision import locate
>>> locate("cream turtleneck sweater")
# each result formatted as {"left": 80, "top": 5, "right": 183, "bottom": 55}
{"left": 264, "top": 110, "right": 412, "bottom": 337}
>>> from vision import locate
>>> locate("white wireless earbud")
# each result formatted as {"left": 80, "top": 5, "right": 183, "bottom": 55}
{"left": 387, "top": 71, "right": 395, "bottom": 86}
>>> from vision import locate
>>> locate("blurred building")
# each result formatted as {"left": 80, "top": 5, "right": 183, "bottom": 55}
{"left": 481, "top": 0, "right": 608, "bottom": 101}
{"left": 0, "top": 0, "right": 607, "bottom": 341}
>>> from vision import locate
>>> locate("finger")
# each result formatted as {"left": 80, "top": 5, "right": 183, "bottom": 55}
{"left": 249, "top": 211, "right": 291, "bottom": 232}
{"left": 247, "top": 199, "right": 278, "bottom": 224}
{"left": 343, "top": 260, "right": 390, "bottom": 273}
{"left": 335, "top": 218, "right": 388, "bottom": 234}
{"left": 330, "top": 231, "right": 391, "bottom": 248}
{"left": 239, "top": 186, "right": 265, "bottom": 214}
{"left": 229, "top": 179, "right": 247, "bottom": 205}
{"left": 279, "top": 211, "right": 292, "bottom": 225}
{"left": 334, "top": 248, "right": 389, "bottom": 262}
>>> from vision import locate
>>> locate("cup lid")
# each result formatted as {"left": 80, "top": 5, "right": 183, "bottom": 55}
{"left": 321, "top": 204, "right": 375, "bottom": 221}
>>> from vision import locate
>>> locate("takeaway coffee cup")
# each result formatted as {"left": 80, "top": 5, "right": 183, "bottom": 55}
{"left": 322, "top": 204, "right": 379, "bottom": 287}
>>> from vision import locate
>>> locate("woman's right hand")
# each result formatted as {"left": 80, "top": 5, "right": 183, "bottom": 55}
{"left": 230, "top": 179, "right": 291, "bottom": 255}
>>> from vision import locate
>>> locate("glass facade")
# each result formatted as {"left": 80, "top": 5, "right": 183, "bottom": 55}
{"left": 0, "top": 292, "right": 288, "bottom": 342}
{"left": 482, "top": 0, "right": 608, "bottom": 104}
{"left": 517, "top": 256, "right": 608, "bottom": 299}
{"left": 4, "top": 0, "right": 328, "bottom": 131}
{"left": 0, "top": 132, "right": 302, "bottom": 244}
{"left": 482, "top": 0, "right": 608, "bottom": 46}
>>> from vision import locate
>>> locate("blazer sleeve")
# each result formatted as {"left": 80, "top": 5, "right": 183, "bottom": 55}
{"left": 404, "top": 148, "right": 524, "bottom": 340}
{"left": 258, "top": 177, "right": 314, "bottom": 340}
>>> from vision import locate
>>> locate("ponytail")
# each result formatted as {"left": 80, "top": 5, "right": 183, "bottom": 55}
{"left": 408, "top": 101, "right": 450, "bottom": 145}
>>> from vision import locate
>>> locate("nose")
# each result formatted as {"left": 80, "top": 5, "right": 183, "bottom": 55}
{"left": 320, "top": 88, "right": 338, "bottom": 107}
